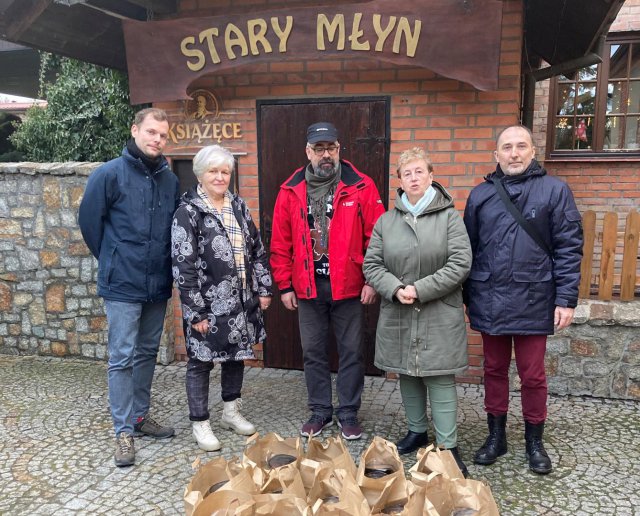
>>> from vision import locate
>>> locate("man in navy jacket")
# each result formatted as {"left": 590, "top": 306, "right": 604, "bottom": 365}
{"left": 463, "top": 125, "right": 583, "bottom": 474}
{"left": 79, "top": 108, "right": 180, "bottom": 467}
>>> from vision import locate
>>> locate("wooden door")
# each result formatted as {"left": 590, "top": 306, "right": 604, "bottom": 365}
{"left": 257, "top": 97, "right": 389, "bottom": 374}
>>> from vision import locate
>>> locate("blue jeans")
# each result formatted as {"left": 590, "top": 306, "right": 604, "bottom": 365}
{"left": 104, "top": 300, "right": 167, "bottom": 436}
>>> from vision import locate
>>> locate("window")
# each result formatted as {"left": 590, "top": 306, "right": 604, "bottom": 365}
{"left": 548, "top": 35, "right": 640, "bottom": 156}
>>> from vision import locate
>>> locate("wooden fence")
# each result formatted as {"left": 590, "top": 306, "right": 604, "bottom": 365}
{"left": 579, "top": 210, "right": 640, "bottom": 300}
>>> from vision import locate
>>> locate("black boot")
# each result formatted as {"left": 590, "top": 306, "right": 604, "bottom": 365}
{"left": 446, "top": 446, "right": 469, "bottom": 478}
{"left": 395, "top": 430, "right": 429, "bottom": 455}
{"left": 474, "top": 413, "right": 508, "bottom": 465}
{"left": 525, "top": 421, "right": 552, "bottom": 474}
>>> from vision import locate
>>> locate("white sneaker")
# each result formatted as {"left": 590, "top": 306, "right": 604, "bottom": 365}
{"left": 192, "top": 420, "right": 221, "bottom": 451}
{"left": 220, "top": 399, "right": 256, "bottom": 436}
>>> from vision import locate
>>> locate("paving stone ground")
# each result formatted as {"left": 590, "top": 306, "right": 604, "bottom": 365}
{"left": 1, "top": 355, "right": 638, "bottom": 515}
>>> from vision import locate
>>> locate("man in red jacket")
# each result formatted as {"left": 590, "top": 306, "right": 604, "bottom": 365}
{"left": 270, "top": 122, "right": 385, "bottom": 440}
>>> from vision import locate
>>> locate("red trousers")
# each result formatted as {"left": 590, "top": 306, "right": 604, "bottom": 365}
{"left": 481, "top": 333, "right": 548, "bottom": 424}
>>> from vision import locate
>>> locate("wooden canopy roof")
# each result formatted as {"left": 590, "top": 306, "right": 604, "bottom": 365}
{"left": 0, "top": 0, "right": 626, "bottom": 98}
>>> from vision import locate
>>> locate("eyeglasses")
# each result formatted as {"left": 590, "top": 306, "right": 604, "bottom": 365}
{"left": 400, "top": 169, "right": 429, "bottom": 179}
{"left": 308, "top": 144, "right": 339, "bottom": 156}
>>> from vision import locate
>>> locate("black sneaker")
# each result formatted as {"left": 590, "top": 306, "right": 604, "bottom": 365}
{"left": 300, "top": 414, "right": 333, "bottom": 437}
{"left": 114, "top": 433, "right": 135, "bottom": 467}
{"left": 337, "top": 416, "right": 363, "bottom": 440}
{"left": 133, "top": 415, "right": 175, "bottom": 439}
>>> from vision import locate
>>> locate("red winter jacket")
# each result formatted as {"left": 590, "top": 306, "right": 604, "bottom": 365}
{"left": 270, "top": 160, "right": 385, "bottom": 300}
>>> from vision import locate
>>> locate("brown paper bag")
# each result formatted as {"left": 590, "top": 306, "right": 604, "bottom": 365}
{"left": 309, "top": 468, "right": 370, "bottom": 516}
{"left": 184, "top": 456, "right": 232, "bottom": 516}
{"left": 307, "top": 467, "right": 346, "bottom": 504}
{"left": 191, "top": 489, "right": 254, "bottom": 516}
{"left": 260, "top": 462, "right": 307, "bottom": 498}
{"left": 418, "top": 471, "right": 501, "bottom": 516}
{"left": 447, "top": 478, "right": 500, "bottom": 516}
{"left": 410, "top": 444, "right": 465, "bottom": 482}
{"left": 396, "top": 482, "right": 425, "bottom": 516}
{"left": 356, "top": 436, "right": 409, "bottom": 511}
{"left": 242, "top": 432, "right": 303, "bottom": 487}
{"left": 306, "top": 435, "right": 357, "bottom": 477}
{"left": 372, "top": 481, "right": 426, "bottom": 516}
{"left": 225, "top": 456, "right": 245, "bottom": 477}
{"left": 250, "top": 493, "right": 309, "bottom": 515}
{"left": 421, "top": 471, "right": 455, "bottom": 515}
{"left": 299, "top": 458, "right": 332, "bottom": 494}
{"left": 224, "top": 466, "right": 259, "bottom": 495}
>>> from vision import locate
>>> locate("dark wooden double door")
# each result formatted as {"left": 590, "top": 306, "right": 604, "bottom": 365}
{"left": 257, "top": 97, "right": 390, "bottom": 375}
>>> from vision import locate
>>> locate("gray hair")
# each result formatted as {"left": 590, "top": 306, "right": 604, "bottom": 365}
{"left": 192, "top": 145, "right": 235, "bottom": 179}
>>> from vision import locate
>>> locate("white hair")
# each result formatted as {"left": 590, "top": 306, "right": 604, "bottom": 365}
{"left": 192, "top": 145, "right": 235, "bottom": 179}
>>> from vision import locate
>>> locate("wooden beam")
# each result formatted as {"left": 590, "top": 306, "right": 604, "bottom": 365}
{"left": 126, "top": 0, "right": 177, "bottom": 16}
{"left": 2, "top": 0, "right": 51, "bottom": 40}
{"left": 17, "top": 2, "right": 127, "bottom": 70}
{"left": 84, "top": 0, "right": 147, "bottom": 21}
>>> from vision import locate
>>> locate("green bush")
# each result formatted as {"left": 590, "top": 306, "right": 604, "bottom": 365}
{"left": 10, "top": 54, "right": 141, "bottom": 162}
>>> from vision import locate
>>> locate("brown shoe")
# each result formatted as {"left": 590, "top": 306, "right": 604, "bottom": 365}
{"left": 114, "top": 432, "right": 135, "bottom": 467}
{"left": 133, "top": 415, "right": 175, "bottom": 439}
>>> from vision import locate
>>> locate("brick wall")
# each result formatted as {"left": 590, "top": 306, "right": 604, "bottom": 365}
{"left": 546, "top": 161, "right": 640, "bottom": 215}
{"left": 163, "top": 0, "right": 523, "bottom": 213}
{"left": 163, "top": 0, "right": 525, "bottom": 381}
{"left": 610, "top": 0, "right": 640, "bottom": 31}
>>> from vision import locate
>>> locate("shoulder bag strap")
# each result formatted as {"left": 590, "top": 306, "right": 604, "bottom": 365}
{"left": 493, "top": 179, "right": 554, "bottom": 261}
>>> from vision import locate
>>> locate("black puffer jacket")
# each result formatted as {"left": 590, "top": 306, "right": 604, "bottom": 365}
{"left": 171, "top": 187, "right": 272, "bottom": 363}
{"left": 463, "top": 160, "right": 583, "bottom": 335}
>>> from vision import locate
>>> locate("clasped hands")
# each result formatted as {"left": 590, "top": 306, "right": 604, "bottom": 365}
{"left": 396, "top": 285, "right": 418, "bottom": 304}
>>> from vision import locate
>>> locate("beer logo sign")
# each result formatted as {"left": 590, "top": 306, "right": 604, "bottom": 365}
{"left": 169, "top": 89, "right": 242, "bottom": 145}
{"left": 184, "top": 89, "right": 219, "bottom": 120}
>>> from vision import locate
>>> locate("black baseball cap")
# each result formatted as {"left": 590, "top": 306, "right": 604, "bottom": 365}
{"left": 307, "top": 122, "right": 339, "bottom": 144}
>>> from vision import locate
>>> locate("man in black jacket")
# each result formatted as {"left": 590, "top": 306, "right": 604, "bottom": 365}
{"left": 79, "top": 108, "right": 180, "bottom": 467}
{"left": 463, "top": 125, "right": 583, "bottom": 474}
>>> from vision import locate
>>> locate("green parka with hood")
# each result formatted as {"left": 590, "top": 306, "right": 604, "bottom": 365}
{"left": 363, "top": 182, "right": 472, "bottom": 377}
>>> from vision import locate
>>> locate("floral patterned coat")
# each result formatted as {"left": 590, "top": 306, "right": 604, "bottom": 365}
{"left": 171, "top": 187, "right": 272, "bottom": 363}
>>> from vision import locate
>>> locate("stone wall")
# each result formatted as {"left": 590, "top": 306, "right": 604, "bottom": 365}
{"left": 505, "top": 299, "right": 640, "bottom": 400}
{"left": 0, "top": 162, "right": 175, "bottom": 364}
{"left": 545, "top": 300, "right": 640, "bottom": 400}
{"left": 2, "top": 164, "right": 639, "bottom": 399}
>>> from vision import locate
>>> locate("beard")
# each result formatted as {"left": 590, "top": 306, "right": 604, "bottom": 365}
{"left": 313, "top": 158, "right": 339, "bottom": 177}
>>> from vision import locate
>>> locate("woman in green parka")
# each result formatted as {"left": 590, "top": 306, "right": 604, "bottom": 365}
{"left": 363, "top": 147, "right": 472, "bottom": 476}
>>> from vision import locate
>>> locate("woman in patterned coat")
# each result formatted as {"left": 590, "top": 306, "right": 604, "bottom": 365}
{"left": 171, "top": 145, "right": 272, "bottom": 451}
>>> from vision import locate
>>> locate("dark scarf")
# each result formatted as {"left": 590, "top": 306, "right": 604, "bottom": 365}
{"left": 126, "top": 139, "right": 162, "bottom": 172}
{"left": 305, "top": 162, "right": 341, "bottom": 248}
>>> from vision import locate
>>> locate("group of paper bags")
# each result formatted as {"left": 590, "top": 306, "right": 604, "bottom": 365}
{"left": 184, "top": 433, "right": 500, "bottom": 515}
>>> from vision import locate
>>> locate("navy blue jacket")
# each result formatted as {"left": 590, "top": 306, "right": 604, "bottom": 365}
{"left": 79, "top": 147, "right": 180, "bottom": 303}
{"left": 463, "top": 160, "right": 583, "bottom": 335}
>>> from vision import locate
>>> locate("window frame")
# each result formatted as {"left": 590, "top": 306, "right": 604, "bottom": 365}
{"left": 546, "top": 32, "right": 640, "bottom": 160}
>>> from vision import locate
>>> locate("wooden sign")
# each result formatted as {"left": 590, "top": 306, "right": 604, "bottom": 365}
{"left": 165, "top": 90, "right": 244, "bottom": 148}
{"left": 123, "top": 0, "right": 502, "bottom": 104}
